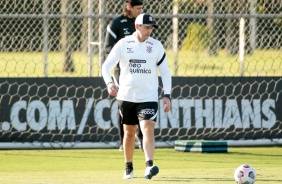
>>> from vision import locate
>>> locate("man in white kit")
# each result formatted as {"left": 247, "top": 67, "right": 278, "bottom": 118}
{"left": 102, "top": 13, "right": 171, "bottom": 180}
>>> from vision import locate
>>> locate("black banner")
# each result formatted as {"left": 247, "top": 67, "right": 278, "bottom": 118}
{"left": 0, "top": 77, "right": 281, "bottom": 142}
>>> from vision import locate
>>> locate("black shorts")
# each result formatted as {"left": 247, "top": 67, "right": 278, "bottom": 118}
{"left": 118, "top": 101, "right": 158, "bottom": 125}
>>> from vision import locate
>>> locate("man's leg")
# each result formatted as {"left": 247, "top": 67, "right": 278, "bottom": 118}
{"left": 114, "top": 64, "right": 123, "bottom": 152}
{"left": 123, "top": 124, "right": 136, "bottom": 179}
{"left": 139, "top": 120, "right": 155, "bottom": 160}
{"left": 118, "top": 113, "right": 124, "bottom": 151}
{"left": 123, "top": 124, "right": 136, "bottom": 161}
{"left": 139, "top": 120, "right": 159, "bottom": 179}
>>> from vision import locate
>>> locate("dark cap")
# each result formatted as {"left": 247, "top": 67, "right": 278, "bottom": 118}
{"left": 135, "top": 13, "right": 158, "bottom": 29}
{"left": 127, "top": 0, "right": 143, "bottom": 7}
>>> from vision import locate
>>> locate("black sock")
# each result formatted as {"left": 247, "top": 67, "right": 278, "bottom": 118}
{"left": 146, "top": 160, "right": 153, "bottom": 167}
{"left": 125, "top": 162, "right": 133, "bottom": 172}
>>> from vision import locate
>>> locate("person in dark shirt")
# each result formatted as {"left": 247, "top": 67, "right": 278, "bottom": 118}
{"left": 104, "top": 0, "right": 144, "bottom": 152}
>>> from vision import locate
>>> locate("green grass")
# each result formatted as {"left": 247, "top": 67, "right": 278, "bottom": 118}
{"left": 167, "top": 49, "right": 282, "bottom": 76}
{"left": 0, "top": 147, "right": 281, "bottom": 184}
{"left": 0, "top": 52, "right": 100, "bottom": 77}
{"left": 0, "top": 49, "right": 281, "bottom": 77}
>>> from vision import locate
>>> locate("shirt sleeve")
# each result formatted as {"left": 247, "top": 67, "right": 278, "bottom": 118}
{"left": 102, "top": 39, "right": 123, "bottom": 85}
{"left": 104, "top": 20, "right": 119, "bottom": 55}
{"left": 157, "top": 42, "right": 172, "bottom": 95}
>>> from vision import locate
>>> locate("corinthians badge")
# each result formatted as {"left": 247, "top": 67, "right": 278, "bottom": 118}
{"left": 146, "top": 46, "right": 152, "bottom": 53}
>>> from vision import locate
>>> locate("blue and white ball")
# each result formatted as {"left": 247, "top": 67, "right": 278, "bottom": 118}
{"left": 234, "top": 164, "right": 256, "bottom": 184}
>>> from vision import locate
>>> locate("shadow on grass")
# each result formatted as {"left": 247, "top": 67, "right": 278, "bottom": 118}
{"left": 154, "top": 177, "right": 282, "bottom": 183}
{"left": 154, "top": 177, "right": 232, "bottom": 182}
{"left": 228, "top": 151, "right": 282, "bottom": 157}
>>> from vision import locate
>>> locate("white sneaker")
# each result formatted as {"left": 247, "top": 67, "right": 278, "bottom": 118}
{"left": 144, "top": 166, "right": 159, "bottom": 179}
{"left": 123, "top": 170, "right": 133, "bottom": 179}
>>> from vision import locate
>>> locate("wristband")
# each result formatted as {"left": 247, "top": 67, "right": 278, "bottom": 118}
{"left": 164, "top": 94, "right": 171, "bottom": 101}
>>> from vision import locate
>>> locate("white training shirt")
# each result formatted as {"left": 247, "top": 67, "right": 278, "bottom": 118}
{"left": 102, "top": 32, "right": 171, "bottom": 103}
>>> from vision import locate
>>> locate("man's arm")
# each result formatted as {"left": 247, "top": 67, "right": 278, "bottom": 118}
{"left": 104, "top": 20, "right": 119, "bottom": 54}
{"left": 104, "top": 19, "right": 121, "bottom": 86}
{"left": 157, "top": 53, "right": 172, "bottom": 96}
{"left": 157, "top": 44, "right": 172, "bottom": 112}
{"left": 160, "top": 64, "right": 172, "bottom": 113}
{"left": 102, "top": 39, "right": 123, "bottom": 96}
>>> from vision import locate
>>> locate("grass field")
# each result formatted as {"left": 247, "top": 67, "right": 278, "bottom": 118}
{"left": 0, "top": 49, "right": 281, "bottom": 77}
{"left": 0, "top": 147, "right": 281, "bottom": 184}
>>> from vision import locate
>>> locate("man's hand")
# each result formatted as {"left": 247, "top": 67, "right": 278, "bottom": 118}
{"left": 107, "top": 82, "right": 118, "bottom": 96}
{"left": 163, "top": 97, "right": 171, "bottom": 112}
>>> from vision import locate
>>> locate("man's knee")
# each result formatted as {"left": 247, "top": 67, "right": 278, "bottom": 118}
{"left": 125, "top": 131, "right": 135, "bottom": 139}
{"left": 124, "top": 125, "right": 136, "bottom": 138}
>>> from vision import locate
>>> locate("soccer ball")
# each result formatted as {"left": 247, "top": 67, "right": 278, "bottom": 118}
{"left": 234, "top": 164, "right": 256, "bottom": 184}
